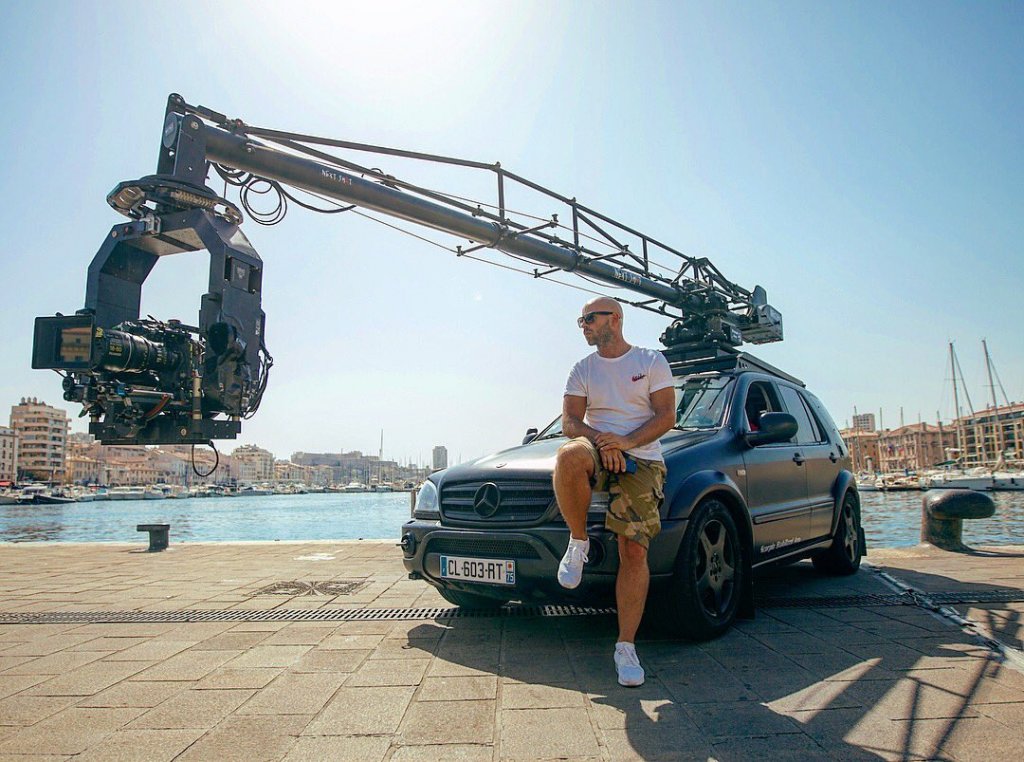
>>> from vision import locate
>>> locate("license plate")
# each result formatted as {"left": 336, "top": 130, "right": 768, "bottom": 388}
{"left": 439, "top": 555, "right": 515, "bottom": 586}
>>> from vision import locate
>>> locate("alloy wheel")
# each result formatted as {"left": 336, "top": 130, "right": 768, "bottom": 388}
{"left": 695, "top": 519, "right": 736, "bottom": 617}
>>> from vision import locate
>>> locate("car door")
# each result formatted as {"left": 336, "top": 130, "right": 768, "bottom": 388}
{"left": 741, "top": 379, "right": 811, "bottom": 560}
{"left": 803, "top": 390, "right": 851, "bottom": 538}
{"left": 778, "top": 385, "right": 837, "bottom": 540}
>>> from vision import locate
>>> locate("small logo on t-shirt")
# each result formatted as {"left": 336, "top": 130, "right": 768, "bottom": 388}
{"left": 632, "top": 373, "right": 646, "bottom": 382}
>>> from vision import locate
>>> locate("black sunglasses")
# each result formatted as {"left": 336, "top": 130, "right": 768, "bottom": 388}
{"left": 577, "top": 311, "right": 615, "bottom": 327}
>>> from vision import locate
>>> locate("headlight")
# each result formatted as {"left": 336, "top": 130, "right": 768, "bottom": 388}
{"left": 412, "top": 480, "right": 440, "bottom": 520}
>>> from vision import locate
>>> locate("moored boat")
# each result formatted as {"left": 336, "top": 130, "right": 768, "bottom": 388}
{"left": 108, "top": 486, "right": 146, "bottom": 501}
{"left": 143, "top": 485, "right": 167, "bottom": 500}
{"left": 17, "top": 485, "right": 76, "bottom": 505}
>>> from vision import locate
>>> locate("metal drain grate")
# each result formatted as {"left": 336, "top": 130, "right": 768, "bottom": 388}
{"left": 755, "top": 593, "right": 905, "bottom": 608}
{"left": 925, "top": 590, "right": 1024, "bottom": 605}
{"left": 755, "top": 589, "right": 1024, "bottom": 609}
{"left": 249, "top": 580, "right": 368, "bottom": 597}
{"left": 0, "top": 603, "right": 616, "bottom": 625}
{"left": 1, "top": 590, "right": 1019, "bottom": 625}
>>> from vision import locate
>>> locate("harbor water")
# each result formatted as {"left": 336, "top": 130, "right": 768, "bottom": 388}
{"left": 1, "top": 491, "right": 1023, "bottom": 547}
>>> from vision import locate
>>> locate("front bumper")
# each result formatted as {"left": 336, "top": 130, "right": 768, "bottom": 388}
{"left": 400, "top": 520, "right": 621, "bottom": 603}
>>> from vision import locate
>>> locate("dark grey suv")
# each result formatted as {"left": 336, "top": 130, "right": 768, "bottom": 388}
{"left": 400, "top": 353, "right": 864, "bottom": 640}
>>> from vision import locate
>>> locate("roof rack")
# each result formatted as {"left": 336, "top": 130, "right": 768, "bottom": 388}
{"left": 664, "top": 343, "right": 804, "bottom": 387}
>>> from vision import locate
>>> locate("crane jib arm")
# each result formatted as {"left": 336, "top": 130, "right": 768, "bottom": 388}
{"left": 31, "top": 94, "right": 783, "bottom": 446}
{"left": 202, "top": 126, "right": 683, "bottom": 307}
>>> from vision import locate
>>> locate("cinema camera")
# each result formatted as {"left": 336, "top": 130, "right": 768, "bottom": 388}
{"left": 32, "top": 174, "right": 270, "bottom": 446}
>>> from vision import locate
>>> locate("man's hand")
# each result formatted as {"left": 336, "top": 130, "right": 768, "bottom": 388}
{"left": 599, "top": 446, "right": 628, "bottom": 474}
{"left": 594, "top": 432, "right": 631, "bottom": 453}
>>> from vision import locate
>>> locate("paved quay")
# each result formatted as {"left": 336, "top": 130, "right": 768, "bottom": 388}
{"left": 0, "top": 539, "right": 1022, "bottom": 761}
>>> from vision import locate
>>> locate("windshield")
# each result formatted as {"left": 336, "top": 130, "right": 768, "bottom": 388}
{"left": 532, "top": 373, "right": 734, "bottom": 440}
{"left": 673, "top": 375, "right": 733, "bottom": 429}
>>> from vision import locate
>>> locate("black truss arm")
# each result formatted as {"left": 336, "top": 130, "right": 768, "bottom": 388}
{"left": 163, "top": 94, "right": 782, "bottom": 350}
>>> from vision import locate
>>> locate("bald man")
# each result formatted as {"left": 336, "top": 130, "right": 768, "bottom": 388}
{"left": 554, "top": 297, "right": 676, "bottom": 686}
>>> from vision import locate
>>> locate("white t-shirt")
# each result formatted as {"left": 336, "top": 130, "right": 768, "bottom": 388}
{"left": 564, "top": 346, "right": 674, "bottom": 462}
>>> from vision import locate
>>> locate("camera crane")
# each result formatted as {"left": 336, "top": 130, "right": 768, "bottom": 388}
{"left": 33, "top": 94, "right": 783, "bottom": 446}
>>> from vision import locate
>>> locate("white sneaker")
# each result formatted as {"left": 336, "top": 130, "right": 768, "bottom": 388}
{"left": 557, "top": 538, "right": 589, "bottom": 589}
{"left": 614, "top": 642, "right": 645, "bottom": 687}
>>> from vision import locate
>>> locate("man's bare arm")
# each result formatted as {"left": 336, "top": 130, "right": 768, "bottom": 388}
{"left": 562, "top": 394, "right": 600, "bottom": 441}
{"left": 563, "top": 395, "right": 629, "bottom": 472}
{"left": 593, "top": 387, "right": 676, "bottom": 453}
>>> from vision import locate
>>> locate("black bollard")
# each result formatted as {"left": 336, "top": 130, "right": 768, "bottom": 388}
{"left": 137, "top": 523, "right": 170, "bottom": 552}
{"left": 921, "top": 490, "right": 995, "bottom": 551}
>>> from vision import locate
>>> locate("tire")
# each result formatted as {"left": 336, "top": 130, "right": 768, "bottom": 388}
{"left": 812, "top": 492, "right": 862, "bottom": 576}
{"left": 438, "top": 587, "right": 509, "bottom": 609}
{"left": 660, "top": 498, "right": 745, "bottom": 641}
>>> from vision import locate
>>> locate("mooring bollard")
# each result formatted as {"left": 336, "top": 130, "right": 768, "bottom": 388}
{"left": 137, "top": 523, "right": 170, "bottom": 552}
{"left": 921, "top": 490, "right": 995, "bottom": 551}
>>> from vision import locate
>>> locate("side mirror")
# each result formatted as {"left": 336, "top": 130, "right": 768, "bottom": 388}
{"left": 522, "top": 427, "right": 539, "bottom": 445}
{"left": 745, "top": 412, "right": 798, "bottom": 447}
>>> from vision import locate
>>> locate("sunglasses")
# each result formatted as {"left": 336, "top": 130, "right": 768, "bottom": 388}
{"left": 577, "top": 311, "right": 615, "bottom": 327}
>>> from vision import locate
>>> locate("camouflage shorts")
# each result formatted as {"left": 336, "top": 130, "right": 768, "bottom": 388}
{"left": 566, "top": 437, "right": 667, "bottom": 548}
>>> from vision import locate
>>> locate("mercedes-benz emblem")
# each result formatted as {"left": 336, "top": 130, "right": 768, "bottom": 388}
{"left": 473, "top": 483, "right": 501, "bottom": 518}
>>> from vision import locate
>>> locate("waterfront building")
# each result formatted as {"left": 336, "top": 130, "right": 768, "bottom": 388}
{"left": 157, "top": 445, "right": 231, "bottom": 484}
{"left": 852, "top": 412, "right": 876, "bottom": 432}
{"left": 311, "top": 464, "right": 333, "bottom": 486}
{"left": 877, "top": 423, "right": 957, "bottom": 473}
{"left": 67, "top": 454, "right": 102, "bottom": 484}
{"left": 954, "top": 401, "right": 1024, "bottom": 467}
{"left": 149, "top": 449, "right": 191, "bottom": 484}
{"left": 10, "top": 398, "right": 68, "bottom": 482}
{"left": 840, "top": 429, "right": 881, "bottom": 473}
{"left": 274, "top": 460, "right": 311, "bottom": 484}
{"left": 432, "top": 445, "right": 448, "bottom": 471}
{"left": 0, "top": 426, "right": 17, "bottom": 483}
{"left": 232, "top": 444, "right": 275, "bottom": 483}
{"left": 102, "top": 446, "right": 161, "bottom": 485}
{"left": 291, "top": 450, "right": 399, "bottom": 485}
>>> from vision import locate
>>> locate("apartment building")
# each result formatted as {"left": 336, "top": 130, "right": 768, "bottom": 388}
{"left": 954, "top": 402, "right": 1024, "bottom": 466}
{"left": 877, "top": 422, "right": 957, "bottom": 473}
{"left": 232, "top": 445, "right": 275, "bottom": 483}
{"left": 432, "top": 445, "right": 448, "bottom": 471}
{"left": 10, "top": 398, "right": 68, "bottom": 482}
{"left": 0, "top": 426, "right": 17, "bottom": 483}
{"left": 840, "top": 428, "right": 881, "bottom": 473}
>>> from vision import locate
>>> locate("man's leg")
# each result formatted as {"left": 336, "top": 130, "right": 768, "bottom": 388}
{"left": 615, "top": 535, "right": 649, "bottom": 643}
{"left": 606, "top": 461, "right": 664, "bottom": 687}
{"left": 553, "top": 441, "right": 596, "bottom": 540}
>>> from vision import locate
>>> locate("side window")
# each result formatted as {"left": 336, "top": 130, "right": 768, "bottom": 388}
{"left": 797, "top": 393, "right": 826, "bottom": 443}
{"left": 778, "top": 386, "right": 818, "bottom": 445}
{"left": 744, "top": 381, "right": 782, "bottom": 432}
{"left": 804, "top": 391, "right": 846, "bottom": 454}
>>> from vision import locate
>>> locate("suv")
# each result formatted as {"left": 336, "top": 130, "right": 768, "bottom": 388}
{"left": 400, "top": 353, "right": 864, "bottom": 640}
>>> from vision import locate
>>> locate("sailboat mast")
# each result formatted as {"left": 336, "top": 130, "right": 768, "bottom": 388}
{"left": 950, "top": 342, "right": 964, "bottom": 466}
{"left": 951, "top": 344, "right": 977, "bottom": 465}
{"left": 982, "top": 339, "right": 1004, "bottom": 465}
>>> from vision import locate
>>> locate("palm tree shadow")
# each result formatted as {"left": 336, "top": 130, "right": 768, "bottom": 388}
{"left": 404, "top": 560, "right": 1024, "bottom": 760}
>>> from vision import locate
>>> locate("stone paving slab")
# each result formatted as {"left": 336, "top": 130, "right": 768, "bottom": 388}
{"left": 0, "top": 541, "right": 1021, "bottom": 759}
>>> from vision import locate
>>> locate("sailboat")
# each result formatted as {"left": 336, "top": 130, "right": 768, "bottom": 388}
{"left": 925, "top": 341, "right": 1024, "bottom": 491}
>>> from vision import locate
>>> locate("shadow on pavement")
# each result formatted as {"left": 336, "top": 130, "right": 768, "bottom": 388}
{"left": 405, "top": 560, "right": 1024, "bottom": 761}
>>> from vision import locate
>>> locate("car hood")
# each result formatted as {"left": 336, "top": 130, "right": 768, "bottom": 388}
{"left": 437, "top": 430, "right": 718, "bottom": 483}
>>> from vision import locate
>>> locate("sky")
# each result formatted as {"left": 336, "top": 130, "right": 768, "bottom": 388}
{"left": 0, "top": 1, "right": 1021, "bottom": 467}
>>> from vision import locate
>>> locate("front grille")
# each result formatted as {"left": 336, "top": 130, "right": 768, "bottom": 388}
{"left": 426, "top": 537, "right": 541, "bottom": 560}
{"left": 441, "top": 479, "right": 554, "bottom": 524}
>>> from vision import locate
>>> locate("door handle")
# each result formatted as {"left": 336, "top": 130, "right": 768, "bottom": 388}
{"left": 792, "top": 453, "right": 805, "bottom": 465}
{"left": 829, "top": 452, "right": 838, "bottom": 463}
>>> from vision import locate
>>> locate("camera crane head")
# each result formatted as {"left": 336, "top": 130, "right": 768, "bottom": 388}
{"left": 32, "top": 94, "right": 782, "bottom": 446}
